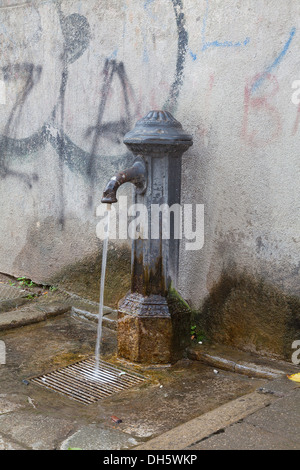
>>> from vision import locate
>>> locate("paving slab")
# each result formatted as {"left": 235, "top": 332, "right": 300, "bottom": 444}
{"left": 0, "top": 434, "right": 27, "bottom": 450}
{"left": 245, "top": 389, "right": 300, "bottom": 443}
{"left": 257, "top": 376, "right": 300, "bottom": 396}
{"left": 0, "top": 275, "right": 46, "bottom": 313}
{"left": 187, "top": 343, "right": 299, "bottom": 379}
{"left": 189, "top": 422, "right": 299, "bottom": 450}
{"left": 188, "top": 385, "right": 300, "bottom": 450}
{"left": 0, "top": 395, "right": 24, "bottom": 415}
{"left": 134, "top": 391, "right": 276, "bottom": 450}
{"left": 0, "top": 298, "right": 30, "bottom": 314}
{"left": 60, "top": 424, "right": 139, "bottom": 450}
{"left": 0, "top": 410, "right": 76, "bottom": 450}
{"left": 0, "top": 302, "right": 70, "bottom": 331}
{"left": 58, "top": 289, "right": 114, "bottom": 316}
{"left": 140, "top": 378, "right": 300, "bottom": 451}
{"left": 71, "top": 307, "right": 117, "bottom": 330}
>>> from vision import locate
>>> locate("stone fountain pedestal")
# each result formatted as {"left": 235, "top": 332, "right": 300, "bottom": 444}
{"left": 118, "top": 293, "right": 191, "bottom": 364}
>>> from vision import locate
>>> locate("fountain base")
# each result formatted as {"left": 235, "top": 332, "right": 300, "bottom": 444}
{"left": 117, "top": 293, "right": 191, "bottom": 364}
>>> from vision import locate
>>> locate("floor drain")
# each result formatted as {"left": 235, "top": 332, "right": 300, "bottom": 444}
{"left": 30, "top": 358, "right": 147, "bottom": 405}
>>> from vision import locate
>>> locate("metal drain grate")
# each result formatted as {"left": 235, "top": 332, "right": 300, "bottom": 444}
{"left": 30, "top": 358, "right": 147, "bottom": 405}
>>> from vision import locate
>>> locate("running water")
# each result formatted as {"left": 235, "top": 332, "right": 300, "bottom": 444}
{"left": 95, "top": 204, "right": 111, "bottom": 372}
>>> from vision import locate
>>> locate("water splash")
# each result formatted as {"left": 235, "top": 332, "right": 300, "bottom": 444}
{"left": 95, "top": 204, "right": 111, "bottom": 371}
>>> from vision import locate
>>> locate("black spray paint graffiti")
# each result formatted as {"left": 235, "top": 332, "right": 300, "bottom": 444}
{"left": 86, "top": 60, "right": 139, "bottom": 158}
{"left": 85, "top": 59, "right": 141, "bottom": 207}
{"left": 164, "top": 0, "right": 188, "bottom": 113}
{"left": 52, "top": 6, "right": 91, "bottom": 225}
{"left": 0, "top": 0, "right": 188, "bottom": 216}
{"left": 0, "top": 63, "right": 42, "bottom": 187}
{"left": 0, "top": 6, "right": 93, "bottom": 192}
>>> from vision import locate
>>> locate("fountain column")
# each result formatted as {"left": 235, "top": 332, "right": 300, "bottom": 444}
{"left": 117, "top": 110, "right": 193, "bottom": 364}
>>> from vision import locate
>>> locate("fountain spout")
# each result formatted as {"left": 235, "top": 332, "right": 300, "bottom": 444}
{"left": 101, "top": 159, "right": 147, "bottom": 204}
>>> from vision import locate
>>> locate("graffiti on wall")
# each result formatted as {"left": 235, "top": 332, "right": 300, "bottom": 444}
{"left": 242, "top": 27, "right": 297, "bottom": 147}
{"left": 0, "top": 0, "right": 188, "bottom": 201}
{"left": 0, "top": 0, "right": 297, "bottom": 211}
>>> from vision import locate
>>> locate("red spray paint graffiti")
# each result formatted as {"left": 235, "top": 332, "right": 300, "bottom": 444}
{"left": 242, "top": 73, "right": 282, "bottom": 147}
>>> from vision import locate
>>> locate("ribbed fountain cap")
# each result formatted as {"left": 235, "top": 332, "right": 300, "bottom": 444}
{"left": 124, "top": 110, "right": 193, "bottom": 154}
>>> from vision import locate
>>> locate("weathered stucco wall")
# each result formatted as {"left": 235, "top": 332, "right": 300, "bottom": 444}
{"left": 0, "top": 0, "right": 299, "bottom": 357}
{"left": 0, "top": 0, "right": 182, "bottom": 281}
{"left": 178, "top": 0, "right": 300, "bottom": 305}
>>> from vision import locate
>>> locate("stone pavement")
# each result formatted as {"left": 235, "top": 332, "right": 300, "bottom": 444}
{"left": 1, "top": 372, "right": 297, "bottom": 451}
{"left": 135, "top": 376, "right": 300, "bottom": 451}
{"left": 0, "top": 285, "right": 299, "bottom": 451}
{"left": 189, "top": 389, "right": 300, "bottom": 450}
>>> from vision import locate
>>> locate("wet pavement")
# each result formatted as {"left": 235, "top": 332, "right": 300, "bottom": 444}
{"left": 0, "top": 278, "right": 299, "bottom": 452}
{"left": 0, "top": 309, "right": 273, "bottom": 450}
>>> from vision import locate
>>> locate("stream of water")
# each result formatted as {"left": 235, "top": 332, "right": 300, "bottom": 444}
{"left": 95, "top": 204, "right": 111, "bottom": 371}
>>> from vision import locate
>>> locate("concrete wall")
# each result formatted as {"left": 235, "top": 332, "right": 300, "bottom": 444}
{"left": 0, "top": 0, "right": 299, "bottom": 356}
{"left": 178, "top": 0, "right": 300, "bottom": 305}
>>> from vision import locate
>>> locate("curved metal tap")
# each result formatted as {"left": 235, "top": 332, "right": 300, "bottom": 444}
{"left": 101, "top": 158, "right": 147, "bottom": 204}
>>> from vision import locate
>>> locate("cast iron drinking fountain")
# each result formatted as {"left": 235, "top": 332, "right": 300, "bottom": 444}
{"left": 102, "top": 110, "right": 193, "bottom": 364}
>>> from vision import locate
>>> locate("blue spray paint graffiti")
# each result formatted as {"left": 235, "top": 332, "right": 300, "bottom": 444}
{"left": 189, "top": 49, "right": 197, "bottom": 61}
{"left": 201, "top": 0, "right": 250, "bottom": 52}
{"left": 144, "top": 0, "right": 155, "bottom": 8}
{"left": 251, "top": 27, "right": 296, "bottom": 94}
{"left": 189, "top": 0, "right": 250, "bottom": 60}
{"left": 143, "top": 0, "right": 157, "bottom": 21}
